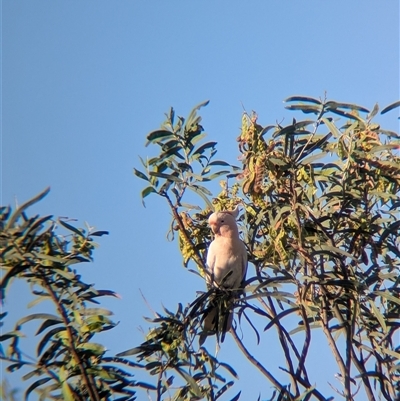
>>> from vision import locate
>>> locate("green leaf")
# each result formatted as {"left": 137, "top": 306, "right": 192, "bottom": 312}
{"left": 6, "top": 187, "right": 51, "bottom": 230}
{"left": 208, "top": 160, "right": 232, "bottom": 167}
{"left": 321, "top": 117, "right": 341, "bottom": 138}
{"left": 373, "top": 291, "right": 400, "bottom": 306}
{"left": 382, "top": 348, "right": 400, "bottom": 360}
{"left": 16, "top": 313, "right": 62, "bottom": 328}
{"left": 285, "top": 95, "right": 322, "bottom": 105}
{"left": 264, "top": 307, "right": 300, "bottom": 331}
{"left": 133, "top": 168, "right": 149, "bottom": 182}
{"left": 368, "top": 103, "right": 379, "bottom": 120}
{"left": 58, "top": 219, "right": 85, "bottom": 237}
{"left": 215, "top": 381, "right": 234, "bottom": 399}
{"left": 380, "top": 100, "right": 400, "bottom": 115}
{"left": 1, "top": 263, "right": 31, "bottom": 301}
{"left": 145, "top": 130, "right": 174, "bottom": 146}
{"left": 180, "top": 202, "right": 201, "bottom": 210}
{"left": 22, "top": 368, "right": 43, "bottom": 381}
{"left": 187, "top": 185, "right": 213, "bottom": 210}
{"left": 325, "top": 101, "right": 369, "bottom": 113}
{"left": 285, "top": 104, "right": 322, "bottom": 114}
{"left": 314, "top": 245, "right": 358, "bottom": 261}
{"left": 61, "top": 382, "right": 74, "bottom": 401}
{"left": 176, "top": 367, "right": 202, "bottom": 397}
{"left": 149, "top": 171, "right": 182, "bottom": 183}
{"left": 33, "top": 253, "right": 67, "bottom": 264}
{"left": 369, "top": 301, "right": 387, "bottom": 333}
{"left": 83, "top": 307, "right": 113, "bottom": 316}
{"left": 219, "top": 362, "right": 239, "bottom": 379}
{"left": 186, "top": 100, "right": 210, "bottom": 127}
{"left": 36, "top": 319, "right": 63, "bottom": 336}
{"left": 37, "top": 327, "right": 66, "bottom": 356}
{"left": 116, "top": 347, "right": 142, "bottom": 357}
{"left": 289, "top": 323, "right": 320, "bottom": 335}
{"left": 25, "top": 378, "right": 52, "bottom": 401}
{"left": 89, "top": 230, "right": 109, "bottom": 237}
{"left": 136, "top": 381, "right": 157, "bottom": 390}
{"left": 369, "top": 144, "right": 400, "bottom": 153}
{"left": 326, "top": 108, "right": 365, "bottom": 122}
{"left": 229, "top": 391, "right": 242, "bottom": 401}
{"left": 0, "top": 330, "right": 24, "bottom": 341}
{"left": 204, "top": 170, "right": 230, "bottom": 181}
{"left": 299, "top": 152, "right": 327, "bottom": 165}
{"left": 141, "top": 186, "right": 158, "bottom": 206}
{"left": 76, "top": 342, "right": 106, "bottom": 356}
{"left": 191, "top": 141, "right": 217, "bottom": 157}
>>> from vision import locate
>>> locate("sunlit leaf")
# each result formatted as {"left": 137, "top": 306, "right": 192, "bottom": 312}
{"left": 176, "top": 367, "right": 202, "bottom": 397}
{"left": 141, "top": 186, "right": 158, "bottom": 206}
{"left": 369, "top": 301, "right": 387, "bottom": 333}
{"left": 61, "top": 382, "right": 74, "bottom": 401}
{"left": 76, "top": 342, "right": 106, "bottom": 356}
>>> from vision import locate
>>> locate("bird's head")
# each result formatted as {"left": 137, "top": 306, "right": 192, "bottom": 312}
{"left": 208, "top": 206, "right": 240, "bottom": 237}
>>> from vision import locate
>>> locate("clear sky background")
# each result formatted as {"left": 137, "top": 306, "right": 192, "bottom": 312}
{"left": 2, "top": 1, "right": 399, "bottom": 400}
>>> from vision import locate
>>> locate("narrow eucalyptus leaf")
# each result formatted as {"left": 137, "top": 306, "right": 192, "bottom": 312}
{"left": 24, "top": 378, "right": 52, "bottom": 401}
{"left": 176, "top": 367, "right": 202, "bottom": 397}
{"left": 284, "top": 104, "right": 322, "bottom": 114}
{"left": 284, "top": 95, "right": 322, "bottom": 105}
{"left": 16, "top": 313, "right": 62, "bottom": 328}
{"left": 133, "top": 168, "right": 149, "bottom": 182}
{"left": 37, "top": 327, "right": 66, "bottom": 356}
{"left": 145, "top": 130, "right": 174, "bottom": 146}
{"left": 141, "top": 187, "right": 158, "bottom": 206}
{"left": 6, "top": 187, "right": 51, "bottom": 230}
{"left": 89, "top": 230, "right": 109, "bottom": 237}
{"left": 325, "top": 101, "right": 369, "bottom": 113}
{"left": 149, "top": 171, "right": 182, "bottom": 183}
{"left": 380, "top": 100, "right": 400, "bottom": 115}
{"left": 229, "top": 391, "right": 242, "bottom": 401}
{"left": 192, "top": 141, "right": 217, "bottom": 156}
{"left": 58, "top": 220, "right": 85, "bottom": 237}
{"left": 36, "top": 319, "right": 63, "bottom": 336}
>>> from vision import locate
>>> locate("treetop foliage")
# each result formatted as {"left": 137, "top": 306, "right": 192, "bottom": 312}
{"left": 2, "top": 95, "right": 400, "bottom": 400}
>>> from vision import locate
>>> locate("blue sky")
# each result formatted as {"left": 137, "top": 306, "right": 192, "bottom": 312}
{"left": 2, "top": 1, "right": 399, "bottom": 399}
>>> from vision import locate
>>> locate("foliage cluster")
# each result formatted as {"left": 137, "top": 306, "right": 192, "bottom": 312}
{"left": 1, "top": 96, "right": 400, "bottom": 401}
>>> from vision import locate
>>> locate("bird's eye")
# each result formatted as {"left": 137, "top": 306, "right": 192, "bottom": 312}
{"left": 221, "top": 220, "right": 225, "bottom": 223}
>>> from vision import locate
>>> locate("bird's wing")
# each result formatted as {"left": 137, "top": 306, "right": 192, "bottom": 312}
{"left": 206, "top": 240, "right": 216, "bottom": 286}
{"left": 240, "top": 242, "right": 248, "bottom": 286}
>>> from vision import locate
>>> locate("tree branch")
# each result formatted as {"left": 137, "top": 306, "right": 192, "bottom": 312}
{"left": 42, "top": 273, "right": 100, "bottom": 401}
{"left": 230, "top": 326, "right": 293, "bottom": 398}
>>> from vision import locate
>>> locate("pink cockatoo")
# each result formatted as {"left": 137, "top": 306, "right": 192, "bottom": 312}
{"left": 203, "top": 206, "right": 247, "bottom": 335}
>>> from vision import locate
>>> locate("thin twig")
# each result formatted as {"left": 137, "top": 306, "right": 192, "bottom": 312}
{"left": 230, "top": 326, "right": 292, "bottom": 398}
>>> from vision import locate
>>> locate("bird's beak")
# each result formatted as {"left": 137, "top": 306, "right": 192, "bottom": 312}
{"left": 210, "top": 222, "right": 219, "bottom": 234}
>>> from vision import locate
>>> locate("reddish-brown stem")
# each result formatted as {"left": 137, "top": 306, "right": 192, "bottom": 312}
{"left": 43, "top": 274, "right": 100, "bottom": 401}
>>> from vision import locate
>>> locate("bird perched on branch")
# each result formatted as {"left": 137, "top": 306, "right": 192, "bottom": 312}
{"left": 203, "top": 206, "right": 247, "bottom": 338}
